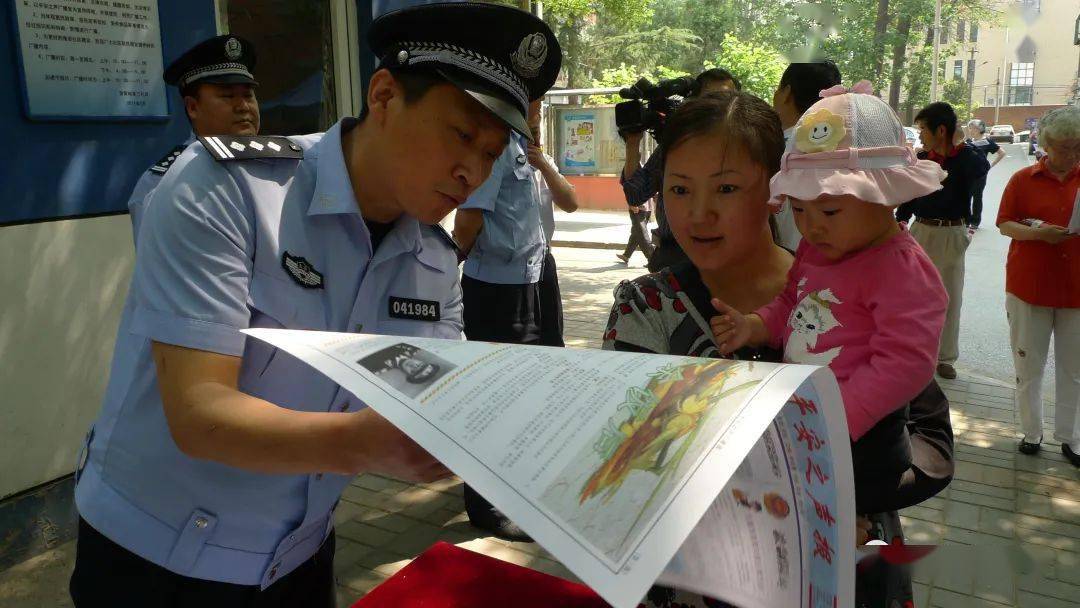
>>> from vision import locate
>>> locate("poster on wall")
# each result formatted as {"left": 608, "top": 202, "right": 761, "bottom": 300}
{"left": 562, "top": 112, "right": 597, "bottom": 171}
{"left": 11, "top": 0, "right": 169, "bottom": 120}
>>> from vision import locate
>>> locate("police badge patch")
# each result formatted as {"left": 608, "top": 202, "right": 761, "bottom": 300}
{"left": 281, "top": 251, "right": 324, "bottom": 289}
{"left": 511, "top": 32, "right": 547, "bottom": 78}
{"left": 224, "top": 37, "right": 242, "bottom": 60}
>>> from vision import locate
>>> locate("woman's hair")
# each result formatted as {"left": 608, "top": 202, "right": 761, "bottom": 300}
{"left": 662, "top": 90, "right": 785, "bottom": 178}
{"left": 661, "top": 91, "right": 785, "bottom": 243}
{"left": 1038, "top": 106, "right": 1080, "bottom": 144}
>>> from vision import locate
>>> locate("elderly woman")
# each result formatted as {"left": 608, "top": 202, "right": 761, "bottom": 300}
{"left": 996, "top": 106, "right": 1080, "bottom": 465}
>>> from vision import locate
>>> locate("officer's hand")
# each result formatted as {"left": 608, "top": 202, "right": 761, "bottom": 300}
{"left": 348, "top": 408, "right": 453, "bottom": 483}
{"left": 1036, "top": 224, "right": 1073, "bottom": 245}
{"left": 526, "top": 144, "right": 548, "bottom": 169}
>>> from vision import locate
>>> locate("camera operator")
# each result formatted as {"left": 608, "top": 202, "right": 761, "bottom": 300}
{"left": 621, "top": 69, "right": 741, "bottom": 272}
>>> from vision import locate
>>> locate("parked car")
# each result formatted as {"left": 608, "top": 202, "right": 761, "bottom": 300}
{"left": 903, "top": 126, "right": 923, "bottom": 152}
{"left": 988, "top": 124, "right": 1016, "bottom": 143}
{"left": 1016, "top": 130, "right": 1031, "bottom": 143}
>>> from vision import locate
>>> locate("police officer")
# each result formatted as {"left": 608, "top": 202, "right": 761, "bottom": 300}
{"left": 128, "top": 34, "right": 260, "bottom": 244}
{"left": 69, "top": 4, "right": 560, "bottom": 606}
{"left": 452, "top": 99, "right": 569, "bottom": 541}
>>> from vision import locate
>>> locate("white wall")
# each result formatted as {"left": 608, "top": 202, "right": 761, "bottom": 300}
{"left": 0, "top": 215, "right": 133, "bottom": 499}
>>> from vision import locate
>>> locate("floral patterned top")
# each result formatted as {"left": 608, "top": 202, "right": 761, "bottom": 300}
{"left": 603, "top": 261, "right": 781, "bottom": 364}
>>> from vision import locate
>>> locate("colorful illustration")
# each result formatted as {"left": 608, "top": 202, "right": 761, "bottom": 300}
{"left": 580, "top": 361, "right": 755, "bottom": 505}
{"left": 563, "top": 113, "right": 597, "bottom": 168}
{"left": 537, "top": 359, "right": 763, "bottom": 564}
{"left": 763, "top": 492, "right": 790, "bottom": 519}
{"left": 732, "top": 488, "right": 762, "bottom": 512}
{"left": 785, "top": 287, "right": 843, "bottom": 367}
{"left": 795, "top": 108, "right": 846, "bottom": 153}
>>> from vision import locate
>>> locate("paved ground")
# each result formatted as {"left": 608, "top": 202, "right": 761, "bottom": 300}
{"left": 2, "top": 246, "right": 1077, "bottom": 608}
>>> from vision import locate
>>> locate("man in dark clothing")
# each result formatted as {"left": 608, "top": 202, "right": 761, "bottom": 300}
{"left": 963, "top": 119, "right": 1007, "bottom": 229}
{"left": 896, "top": 102, "right": 983, "bottom": 380}
{"left": 620, "top": 69, "right": 741, "bottom": 272}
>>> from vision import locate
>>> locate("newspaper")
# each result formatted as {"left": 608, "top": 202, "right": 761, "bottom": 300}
{"left": 244, "top": 329, "right": 855, "bottom": 608}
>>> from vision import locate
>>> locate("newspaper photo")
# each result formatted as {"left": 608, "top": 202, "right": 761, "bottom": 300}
{"left": 243, "top": 329, "right": 855, "bottom": 608}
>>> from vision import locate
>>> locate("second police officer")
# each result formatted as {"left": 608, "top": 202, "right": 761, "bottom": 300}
{"left": 69, "top": 4, "right": 560, "bottom": 606}
{"left": 128, "top": 34, "right": 262, "bottom": 243}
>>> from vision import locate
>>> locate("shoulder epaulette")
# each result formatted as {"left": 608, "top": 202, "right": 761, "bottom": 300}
{"left": 198, "top": 135, "right": 303, "bottom": 162}
{"left": 149, "top": 144, "right": 189, "bottom": 175}
{"left": 429, "top": 224, "right": 460, "bottom": 252}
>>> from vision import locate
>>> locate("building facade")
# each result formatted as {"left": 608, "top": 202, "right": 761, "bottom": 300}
{"left": 940, "top": 0, "right": 1080, "bottom": 129}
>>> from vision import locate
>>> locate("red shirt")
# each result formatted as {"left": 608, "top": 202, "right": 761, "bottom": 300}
{"left": 996, "top": 158, "right": 1080, "bottom": 308}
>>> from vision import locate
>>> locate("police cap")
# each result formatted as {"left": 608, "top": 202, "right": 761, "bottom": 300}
{"left": 164, "top": 35, "right": 258, "bottom": 90}
{"left": 369, "top": 2, "right": 561, "bottom": 139}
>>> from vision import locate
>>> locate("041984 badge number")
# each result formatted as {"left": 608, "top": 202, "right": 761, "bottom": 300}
{"left": 388, "top": 296, "right": 440, "bottom": 322}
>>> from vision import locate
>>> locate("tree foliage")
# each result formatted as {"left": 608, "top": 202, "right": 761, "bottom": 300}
{"left": 540, "top": 0, "right": 1001, "bottom": 116}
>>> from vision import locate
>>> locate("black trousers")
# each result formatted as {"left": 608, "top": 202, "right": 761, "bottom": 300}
{"left": 537, "top": 251, "right": 565, "bottom": 347}
{"left": 69, "top": 518, "right": 337, "bottom": 608}
{"left": 461, "top": 274, "right": 542, "bottom": 345}
{"left": 622, "top": 210, "right": 655, "bottom": 259}
{"left": 854, "top": 381, "right": 954, "bottom": 514}
{"left": 969, "top": 174, "right": 987, "bottom": 227}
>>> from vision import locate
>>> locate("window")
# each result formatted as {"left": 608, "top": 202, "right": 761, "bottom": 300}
{"left": 940, "top": 23, "right": 949, "bottom": 44}
{"left": 970, "top": 23, "right": 979, "bottom": 42}
{"left": 957, "top": 21, "right": 965, "bottom": 41}
{"left": 1007, "top": 62, "right": 1034, "bottom": 105}
{"left": 967, "top": 59, "right": 976, "bottom": 85}
{"left": 223, "top": 0, "right": 340, "bottom": 135}
{"left": 953, "top": 60, "right": 963, "bottom": 79}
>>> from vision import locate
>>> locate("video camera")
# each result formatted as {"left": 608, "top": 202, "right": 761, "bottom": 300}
{"left": 614, "top": 76, "right": 696, "bottom": 139}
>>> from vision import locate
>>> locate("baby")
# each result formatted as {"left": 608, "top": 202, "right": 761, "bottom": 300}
{"left": 712, "top": 82, "right": 948, "bottom": 447}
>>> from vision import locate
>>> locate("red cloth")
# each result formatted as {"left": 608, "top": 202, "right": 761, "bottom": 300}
{"left": 350, "top": 542, "right": 613, "bottom": 608}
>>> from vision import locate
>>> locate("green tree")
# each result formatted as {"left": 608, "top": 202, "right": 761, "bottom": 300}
{"left": 541, "top": 0, "right": 656, "bottom": 87}
{"left": 586, "top": 64, "right": 690, "bottom": 105}
{"left": 942, "top": 77, "right": 978, "bottom": 123}
{"left": 707, "top": 34, "right": 786, "bottom": 100}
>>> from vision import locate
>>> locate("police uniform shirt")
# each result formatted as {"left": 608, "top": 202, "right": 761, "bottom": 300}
{"left": 459, "top": 131, "right": 547, "bottom": 284}
{"left": 533, "top": 151, "right": 558, "bottom": 244}
{"left": 75, "top": 117, "right": 463, "bottom": 588}
{"left": 127, "top": 134, "right": 195, "bottom": 246}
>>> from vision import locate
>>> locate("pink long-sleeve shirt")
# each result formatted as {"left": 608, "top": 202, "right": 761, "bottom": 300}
{"left": 756, "top": 230, "right": 947, "bottom": 440}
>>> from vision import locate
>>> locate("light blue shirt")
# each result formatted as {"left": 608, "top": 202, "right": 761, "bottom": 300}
{"left": 460, "top": 132, "right": 546, "bottom": 284}
{"left": 127, "top": 132, "right": 195, "bottom": 246}
{"left": 75, "top": 118, "right": 463, "bottom": 588}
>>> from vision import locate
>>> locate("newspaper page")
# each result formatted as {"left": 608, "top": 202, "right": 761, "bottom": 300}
{"left": 658, "top": 378, "right": 854, "bottom": 608}
{"left": 243, "top": 329, "right": 854, "bottom": 608}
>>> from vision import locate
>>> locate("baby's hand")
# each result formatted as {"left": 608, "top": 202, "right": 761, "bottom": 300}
{"left": 710, "top": 298, "right": 751, "bottom": 354}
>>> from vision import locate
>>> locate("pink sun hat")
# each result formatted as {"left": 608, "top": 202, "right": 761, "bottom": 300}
{"left": 769, "top": 80, "right": 946, "bottom": 208}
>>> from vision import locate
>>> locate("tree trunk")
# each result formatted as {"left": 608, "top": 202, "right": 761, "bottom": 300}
{"left": 887, "top": 13, "right": 912, "bottom": 111}
{"left": 902, "top": 24, "right": 935, "bottom": 123}
{"left": 871, "top": 0, "right": 891, "bottom": 94}
{"left": 562, "top": 17, "right": 585, "bottom": 88}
